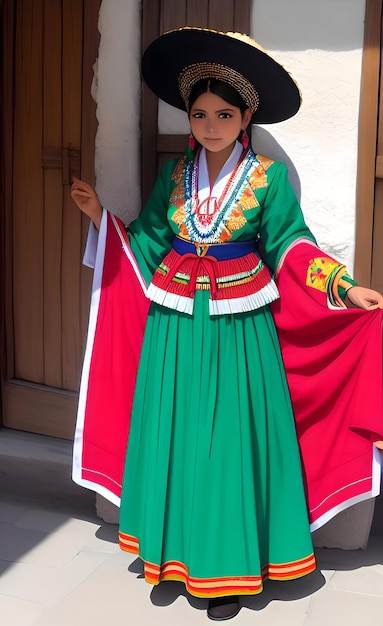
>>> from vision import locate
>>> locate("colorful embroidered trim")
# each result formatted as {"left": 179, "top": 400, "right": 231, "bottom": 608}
{"left": 306, "top": 256, "right": 355, "bottom": 308}
{"left": 178, "top": 62, "right": 260, "bottom": 114}
{"left": 157, "top": 259, "right": 264, "bottom": 289}
{"left": 183, "top": 148, "right": 263, "bottom": 243}
{"left": 119, "top": 532, "right": 316, "bottom": 598}
{"left": 147, "top": 247, "right": 280, "bottom": 315}
{"left": 170, "top": 151, "right": 273, "bottom": 243}
{"left": 152, "top": 249, "right": 271, "bottom": 297}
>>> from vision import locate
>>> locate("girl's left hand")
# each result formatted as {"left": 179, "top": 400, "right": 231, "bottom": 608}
{"left": 345, "top": 286, "right": 383, "bottom": 310}
{"left": 71, "top": 177, "right": 102, "bottom": 230}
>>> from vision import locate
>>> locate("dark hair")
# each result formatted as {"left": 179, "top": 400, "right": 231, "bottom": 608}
{"left": 188, "top": 79, "right": 248, "bottom": 113}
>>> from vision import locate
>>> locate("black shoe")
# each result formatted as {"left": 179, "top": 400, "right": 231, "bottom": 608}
{"left": 207, "top": 596, "right": 240, "bottom": 621}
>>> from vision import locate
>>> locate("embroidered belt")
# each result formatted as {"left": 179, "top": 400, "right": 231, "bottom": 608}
{"left": 173, "top": 236, "right": 256, "bottom": 260}
{"left": 146, "top": 239, "right": 280, "bottom": 316}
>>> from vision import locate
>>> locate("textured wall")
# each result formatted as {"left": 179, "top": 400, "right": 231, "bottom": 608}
{"left": 251, "top": 0, "right": 366, "bottom": 270}
{"left": 96, "top": 0, "right": 365, "bottom": 270}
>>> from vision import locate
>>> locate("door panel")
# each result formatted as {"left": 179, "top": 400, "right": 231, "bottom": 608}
{"left": 355, "top": 0, "right": 383, "bottom": 289}
{"left": 13, "top": 0, "right": 45, "bottom": 383}
{"left": 2, "top": 0, "right": 100, "bottom": 438}
{"left": 43, "top": 0, "right": 65, "bottom": 388}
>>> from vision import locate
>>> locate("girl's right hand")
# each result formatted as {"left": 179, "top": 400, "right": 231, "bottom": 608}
{"left": 71, "top": 177, "right": 102, "bottom": 230}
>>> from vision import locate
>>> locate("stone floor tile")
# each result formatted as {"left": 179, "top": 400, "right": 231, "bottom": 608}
{"left": 81, "top": 526, "right": 121, "bottom": 555}
{"left": 305, "top": 588, "right": 383, "bottom": 625}
{"left": 0, "top": 594, "right": 45, "bottom": 626}
{"left": 38, "top": 577, "right": 315, "bottom": 626}
{"left": 0, "top": 551, "right": 107, "bottom": 606}
{"left": 0, "top": 456, "right": 96, "bottom": 519}
{"left": 58, "top": 554, "right": 322, "bottom": 626}
{"left": 61, "top": 551, "right": 144, "bottom": 604}
{"left": 37, "top": 563, "right": 210, "bottom": 626}
{"left": 332, "top": 562, "right": 383, "bottom": 596}
{"left": 0, "top": 501, "right": 32, "bottom": 524}
{"left": 91, "top": 521, "right": 119, "bottom": 545}
{"left": 0, "top": 559, "right": 10, "bottom": 575}
{"left": 316, "top": 568, "right": 337, "bottom": 586}
{"left": 0, "top": 429, "right": 72, "bottom": 464}
{"left": 150, "top": 580, "right": 310, "bottom": 626}
{"left": 15, "top": 508, "right": 72, "bottom": 533}
{"left": 239, "top": 597, "right": 311, "bottom": 626}
{"left": 14, "top": 519, "right": 103, "bottom": 568}
{"left": 0, "top": 522, "right": 48, "bottom": 563}
{"left": 32, "top": 596, "right": 209, "bottom": 626}
{"left": 2, "top": 429, "right": 383, "bottom": 626}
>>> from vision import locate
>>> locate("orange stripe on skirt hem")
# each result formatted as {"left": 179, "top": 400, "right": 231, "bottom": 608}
{"left": 118, "top": 532, "right": 316, "bottom": 598}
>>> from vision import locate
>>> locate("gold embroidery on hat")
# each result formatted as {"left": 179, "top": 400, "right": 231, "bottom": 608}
{"left": 178, "top": 63, "right": 260, "bottom": 113}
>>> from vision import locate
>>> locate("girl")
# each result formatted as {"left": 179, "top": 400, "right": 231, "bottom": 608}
{"left": 72, "top": 28, "right": 383, "bottom": 621}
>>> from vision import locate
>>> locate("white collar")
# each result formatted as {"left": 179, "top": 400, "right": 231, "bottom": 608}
{"left": 197, "top": 141, "right": 244, "bottom": 202}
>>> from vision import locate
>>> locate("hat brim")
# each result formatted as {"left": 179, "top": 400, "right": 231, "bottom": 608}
{"left": 141, "top": 28, "right": 301, "bottom": 124}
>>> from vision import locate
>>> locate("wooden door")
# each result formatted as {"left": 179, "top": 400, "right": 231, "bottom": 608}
{"left": 355, "top": 0, "right": 383, "bottom": 290}
{"left": 141, "top": 0, "right": 251, "bottom": 203}
{"left": 1, "top": 0, "right": 100, "bottom": 439}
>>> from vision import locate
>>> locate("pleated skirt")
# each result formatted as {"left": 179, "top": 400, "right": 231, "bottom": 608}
{"left": 118, "top": 292, "right": 315, "bottom": 597}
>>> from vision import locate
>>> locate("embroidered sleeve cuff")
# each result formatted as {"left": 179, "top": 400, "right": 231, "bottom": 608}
{"left": 338, "top": 274, "right": 358, "bottom": 303}
{"left": 306, "top": 257, "right": 357, "bottom": 308}
{"left": 328, "top": 269, "right": 357, "bottom": 307}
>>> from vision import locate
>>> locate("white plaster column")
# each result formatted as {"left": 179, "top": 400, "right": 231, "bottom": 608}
{"left": 94, "top": 0, "right": 142, "bottom": 225}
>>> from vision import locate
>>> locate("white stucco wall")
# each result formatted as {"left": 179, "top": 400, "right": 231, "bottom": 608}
{"left": 250, "top": 0, "right": 366, "bottom": 269}
{"left": 94, "top": 0, "right": 141, "bottom": 223}
{"left": 96, "top": 0, "right": 365, "bottom": 270}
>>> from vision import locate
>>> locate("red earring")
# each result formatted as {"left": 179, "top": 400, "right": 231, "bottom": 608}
{"left": 240, "top": 130, "right": 249, "bottom": 150}
{"left": 188, "top": 133, "right": 196, "bottom": 151}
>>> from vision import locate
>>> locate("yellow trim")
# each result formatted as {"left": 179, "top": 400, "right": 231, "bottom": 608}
{"left": 118, "top": 532, "right": 316, "bottom": 598}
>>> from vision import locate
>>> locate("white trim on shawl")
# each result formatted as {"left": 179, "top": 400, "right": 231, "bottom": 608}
{"left": 309, "top": 446, "right": 382, "bottom": 532}
{"left": 72, "top": 210, "right": 146, "bottom": 506}
{"left": 110, "top": 213, "right": 148, "bottom": 295}
{"left": 72, "top": 210, "right": 109, "bottom": 498}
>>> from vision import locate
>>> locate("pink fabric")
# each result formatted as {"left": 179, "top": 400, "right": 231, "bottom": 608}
{"left": 272, "top": 241, "right": 383, "bottom": 526}
{"left": 77, "top": 213, "right": 150, "bottom": 500}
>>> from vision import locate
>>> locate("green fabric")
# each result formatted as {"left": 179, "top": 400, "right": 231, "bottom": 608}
{"left": 129, "top": 158, "right": 317, "bottom": 279}
{"left": 338, "top": 273, "right": 358, "bottom": 302}
{"left": 120, "top": 153, "right": 315, "bottom": 590}
{"left": 258, "top": 162, "right": 317, "bottom": 271}
{"left": 129, "top": 160, "right": 178, "bottom": 283}
{"left": 120, "top": 294, "right": 313, "bottom": 580}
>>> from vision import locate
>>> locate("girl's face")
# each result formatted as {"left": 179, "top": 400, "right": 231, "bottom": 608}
{"left": 189, "top": 91, "right": 251, "bottom": 154}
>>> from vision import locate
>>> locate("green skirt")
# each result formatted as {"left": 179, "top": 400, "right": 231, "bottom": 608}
{"left": 118, "top": 292, "right": 315, "bottom": 597}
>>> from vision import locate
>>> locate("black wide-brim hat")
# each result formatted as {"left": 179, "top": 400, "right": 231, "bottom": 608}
{"left": 141, "top": 27, "right": 301, "bottom": 124}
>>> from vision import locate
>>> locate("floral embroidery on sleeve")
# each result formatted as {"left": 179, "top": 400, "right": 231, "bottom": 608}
{"left": 306, "top": 257, "right": 355, "bottom": 308}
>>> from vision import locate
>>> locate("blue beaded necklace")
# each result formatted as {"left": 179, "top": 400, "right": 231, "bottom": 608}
{"left": 183, "top": 147, "right": 260, "bottom": 243}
